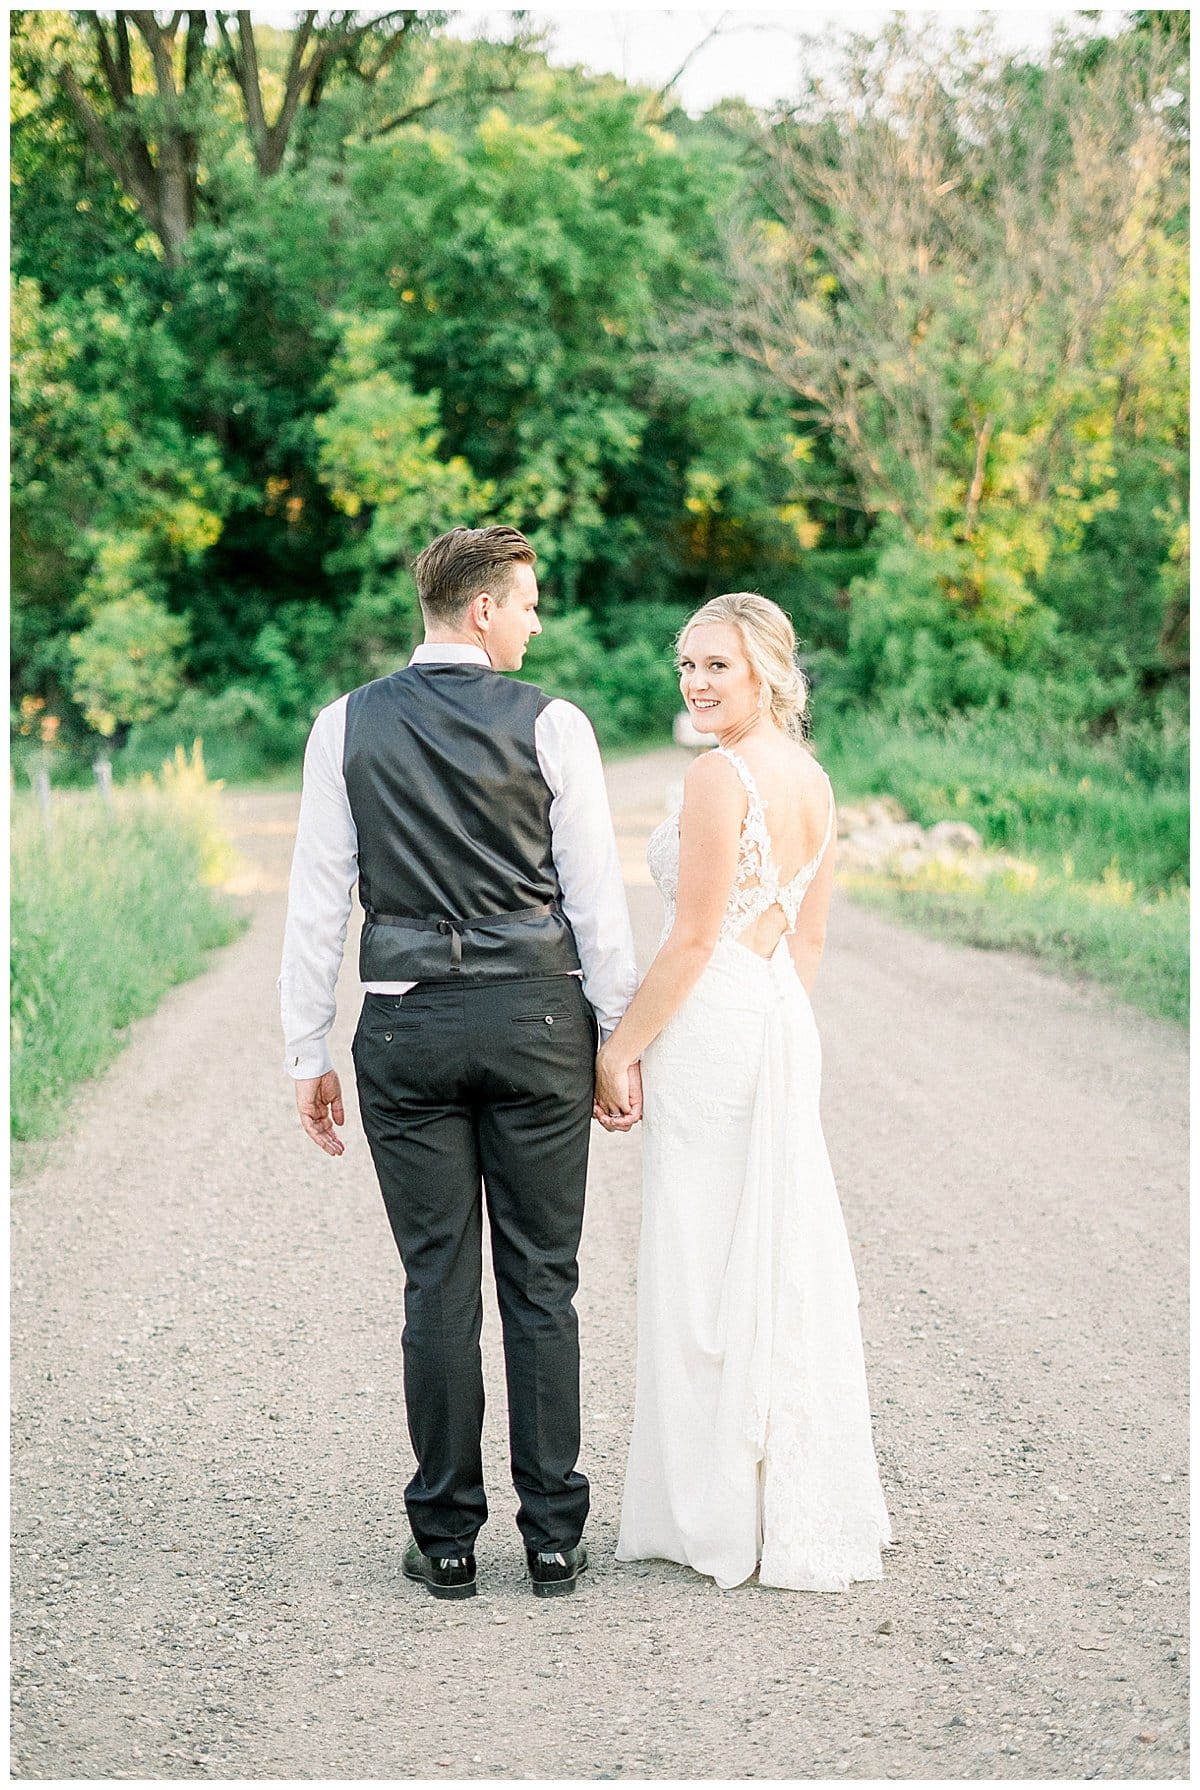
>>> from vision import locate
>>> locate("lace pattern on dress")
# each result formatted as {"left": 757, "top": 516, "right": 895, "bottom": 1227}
{"left": 646, "top": 748, "right": 835, "bottom": 946}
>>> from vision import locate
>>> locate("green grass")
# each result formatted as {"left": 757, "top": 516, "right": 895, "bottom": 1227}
{"left": 840, "top": 867, "right": 1188, "bottom": 1026}
{"left": 11, "top": 782, "right": 246, "bottom": 1144}
{"left": 817, "top": 709, "right": 1188, "bottom": 1026}
{"left": 820, "top": 708, "right": 1188, "bottom": 892}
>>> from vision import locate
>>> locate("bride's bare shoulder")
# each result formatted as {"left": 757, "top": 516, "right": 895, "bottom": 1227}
{"left": 680, "top": 749, "right": 748, "bottom": 826}
{"left": 683, "top": 748, "right": 744, "bottom": 792}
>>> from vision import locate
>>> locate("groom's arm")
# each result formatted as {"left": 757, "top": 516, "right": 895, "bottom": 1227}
{"left": 535, "top": 699, "right": 639, "bottom": 1050}
{"left": 279, "top": 697, "right": 359, "bottom": 1149}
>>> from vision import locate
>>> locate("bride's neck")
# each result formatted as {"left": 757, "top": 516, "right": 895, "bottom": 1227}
{"left": 717, "top": 715, "right": 776, "bottom": 751}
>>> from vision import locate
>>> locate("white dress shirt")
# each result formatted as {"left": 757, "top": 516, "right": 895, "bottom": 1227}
{"left": 279, "top": 644, "right": 638, "bottom": 1078}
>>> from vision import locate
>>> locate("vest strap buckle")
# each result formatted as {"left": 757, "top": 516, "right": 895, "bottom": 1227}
{"left": 435, "top": 917, "right": 462, "bottom": 968}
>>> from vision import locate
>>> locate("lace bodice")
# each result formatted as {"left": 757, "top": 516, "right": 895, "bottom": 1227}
{"left": 647, "top": 747, "right": 835, "bottom": 944}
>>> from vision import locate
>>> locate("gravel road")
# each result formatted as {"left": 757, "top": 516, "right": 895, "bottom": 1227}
{"left": 10, "top": 745, "right": 1188, "bottom": 1780}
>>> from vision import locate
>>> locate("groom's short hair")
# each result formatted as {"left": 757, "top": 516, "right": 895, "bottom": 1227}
{"left": 413, "top": 526, "right": 537, "bottom": 623}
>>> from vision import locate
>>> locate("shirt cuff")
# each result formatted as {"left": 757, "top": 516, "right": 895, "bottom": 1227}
{"left": 284, "top": 1043, "right": 334, "bottom": 1080}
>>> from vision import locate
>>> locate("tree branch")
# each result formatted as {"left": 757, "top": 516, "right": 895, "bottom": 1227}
{"left": 235, "top": 12, "right": 270, "bottom": 169}
{"left": 183, "top": 11, "right": 206, "bottom": 90}
{"left": 58, "top": 65, "right": 158, "bottom": 224}
{"left": 261, "top": 10, "right": 319, "bottom": 175}
{"left": 90, "top": 15, "right": 131, "bottom": 110}
{"left": 130, "top": 11, "right": 179, "bottom": 104}
{"left": 649, "top": 12, "right": 731, "bottom": 109}
{"left": 963, "top": 412, "right": 995, "bottom": 540}
{"left": 363, "top": 14, "right": 416, "bottom": 83}
{"left": 365, "top": 79, "right": 522, "bottom": 139}
{"left": 115, "top": 13, "right": 135, "bottom": 104}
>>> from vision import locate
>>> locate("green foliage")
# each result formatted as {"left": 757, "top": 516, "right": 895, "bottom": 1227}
{"left": 314, "top": 312, "right": 495, "bottom": 579}
{"left": 522, "top": 604, "right": 684, "bottom": 746}
{"left": 11, "top": 770, "right": 244, "bottom": 1141}
{"left": 823, "top": 702, "right": 1188, "bottom": 1024}
{"left": 728, "top": 14, "right": 1189, "bottom": 719}
{"left": 69, "top": 594, "right": 189, "bottom": 735}
{"left": 8, "top": 12, "right": 1187, "bottom": 803}
{"left": 119, "top": 687, "right": 307, "bottom": 784}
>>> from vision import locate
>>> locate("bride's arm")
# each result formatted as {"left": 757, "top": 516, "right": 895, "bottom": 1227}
{"left": 595, "top": 752, "right": 743, "bottom": 1116}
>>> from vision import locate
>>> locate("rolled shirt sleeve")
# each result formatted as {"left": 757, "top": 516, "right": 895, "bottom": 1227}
{"left": 536, "top": 699, "right": 639, "bottom": 1039}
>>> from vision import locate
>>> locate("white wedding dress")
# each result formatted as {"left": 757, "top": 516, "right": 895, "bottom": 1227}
{"left": 616, "top": 747, "right": 893, "bottom": 1591}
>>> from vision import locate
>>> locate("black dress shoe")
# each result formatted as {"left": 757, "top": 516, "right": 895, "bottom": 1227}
{"left": 526, "top": 1542, "right": 588, "bottom": 1597}
{"left": 403, "top": 1539, "right": 477, "bottom": 1600}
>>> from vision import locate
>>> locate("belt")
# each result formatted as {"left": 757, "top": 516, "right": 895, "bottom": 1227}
{"left": 362, "top": 901, "right": 558, "bottom": 968}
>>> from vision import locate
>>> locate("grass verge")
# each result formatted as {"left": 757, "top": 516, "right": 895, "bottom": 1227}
{"left": 838, "top": 864, "right": 1188, "bottom": 1027}
{"left": 11, "top": 747, "right": 248, "bottom": 1145}
{"left": 818, "top": 711, "right": 1187, "bottom": 1027}
{"left": 820, "top": 708, "right": 1187, "bottom": 891}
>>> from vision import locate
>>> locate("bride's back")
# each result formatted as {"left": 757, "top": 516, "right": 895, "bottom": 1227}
{"left": 719, "top": 737, "right": 834, "bottom": 959}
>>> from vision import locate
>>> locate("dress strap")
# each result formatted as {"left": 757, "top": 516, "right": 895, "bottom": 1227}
{"left": 814, "top": 769, "right": 836, "bottom": 868}
{"left": 714, "top": 747, "right": 764, "bottom": 810}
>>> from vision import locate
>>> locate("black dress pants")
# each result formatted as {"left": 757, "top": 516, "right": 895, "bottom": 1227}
{"left": 352, "top": 972, "right": 596, "bottom": 1557}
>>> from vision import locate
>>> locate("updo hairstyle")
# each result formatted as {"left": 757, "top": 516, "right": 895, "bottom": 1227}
{"left": 677, "top": 591, "right": 810, "bottom": 741}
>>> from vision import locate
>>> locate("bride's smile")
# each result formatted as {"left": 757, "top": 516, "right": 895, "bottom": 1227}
{"left": 678, "top": 621, "right": 767, "bottom": 743}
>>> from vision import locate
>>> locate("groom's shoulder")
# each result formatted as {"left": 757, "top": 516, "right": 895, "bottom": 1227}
{"left": 344, "top": 666, "right": 407, "bottom": 705}
{"left": 530, "top": 691, "right": 598, "bottom": 740}
{"left": 500, "top": 676, "right": 595, "bottom": 733}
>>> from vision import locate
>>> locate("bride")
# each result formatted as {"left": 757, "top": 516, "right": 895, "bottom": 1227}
{"left": 595, "top": 592, "right": 893, "bottom": 1592}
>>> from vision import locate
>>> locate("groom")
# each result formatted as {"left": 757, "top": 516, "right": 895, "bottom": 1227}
{"left": 280, "top": 524, "right": 639, "bottom": 1599}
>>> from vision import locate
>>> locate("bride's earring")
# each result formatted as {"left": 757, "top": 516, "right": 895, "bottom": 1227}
{"left": 757, "top": 689, "right": 766, "bottom": 711}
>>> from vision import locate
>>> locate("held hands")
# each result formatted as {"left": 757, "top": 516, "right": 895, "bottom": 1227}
{"left": 594, "top": 1048, "right": 643, "bottom": 1132}
{"left": 295, "top": 1070, "right": 346, "bottom": 1156}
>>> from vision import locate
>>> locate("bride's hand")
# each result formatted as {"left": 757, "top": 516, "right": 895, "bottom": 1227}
{"left": 595, "top": 1045, "right": 639, "bottom": 1129}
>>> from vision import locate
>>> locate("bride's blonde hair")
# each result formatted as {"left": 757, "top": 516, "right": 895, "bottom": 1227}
{"left": 677, "top": 592, "right": 810, "bottom": 741}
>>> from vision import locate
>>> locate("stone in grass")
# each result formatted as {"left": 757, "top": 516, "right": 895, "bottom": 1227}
{"left": 926, "top": 821, "right": 984, "bottom": 855}
{"left": 839, "top": 822, "right": 925, "bottom": 869}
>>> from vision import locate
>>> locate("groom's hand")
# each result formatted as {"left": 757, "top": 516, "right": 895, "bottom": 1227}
{"left": 594, "top": 1058, "right": 643, "bottom": 1132}
{"left": 295, "top": 1070, "right": 346, "bottom": 1156}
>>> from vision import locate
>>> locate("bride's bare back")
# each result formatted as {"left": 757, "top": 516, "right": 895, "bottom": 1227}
{"left": 715, "top": 740, "right": 837, "bottom": 966}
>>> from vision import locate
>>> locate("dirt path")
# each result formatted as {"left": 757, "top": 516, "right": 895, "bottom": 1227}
{"left": 11, "top": 746, "right": 1188, "bottom": 1780}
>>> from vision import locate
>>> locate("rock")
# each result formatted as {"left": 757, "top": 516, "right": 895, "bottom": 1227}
{"left": 865, "top": 795, "right": 908, "bottom": 825}
{"left": 926, "top": 820, "right": 983, "bottom": 854}
{"left": 894, "top": 848, "right": 928, "bottom": 877}
{"left": 879, "top": 821, "right": 926, "bottom": 853}
{"left": 840, "top": 821, "right": 926, "bottom": 871}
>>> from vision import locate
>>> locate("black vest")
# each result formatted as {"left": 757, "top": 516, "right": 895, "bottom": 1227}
{"left": 343, "top": 663, "right": 582, "bottom": 984}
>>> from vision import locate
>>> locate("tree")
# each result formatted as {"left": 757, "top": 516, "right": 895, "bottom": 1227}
{"left": 716, "top": 15, "right": 1189, "bottom": 708}
{"left": 13, "top": 10, "right": 442, "bottom": 266}
{"left": 69, "top": 594, "right": 189, "bottom": 736}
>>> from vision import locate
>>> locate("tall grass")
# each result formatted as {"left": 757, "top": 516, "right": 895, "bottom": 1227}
{"left": 11, "top": 746, "right": 246, "bottom": 1143}
{"left": 818, "top": 709, "right": 1188, "bottom": 1025}
{"left": 820, "top": 708, "right": 1188, "bottom": 892}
